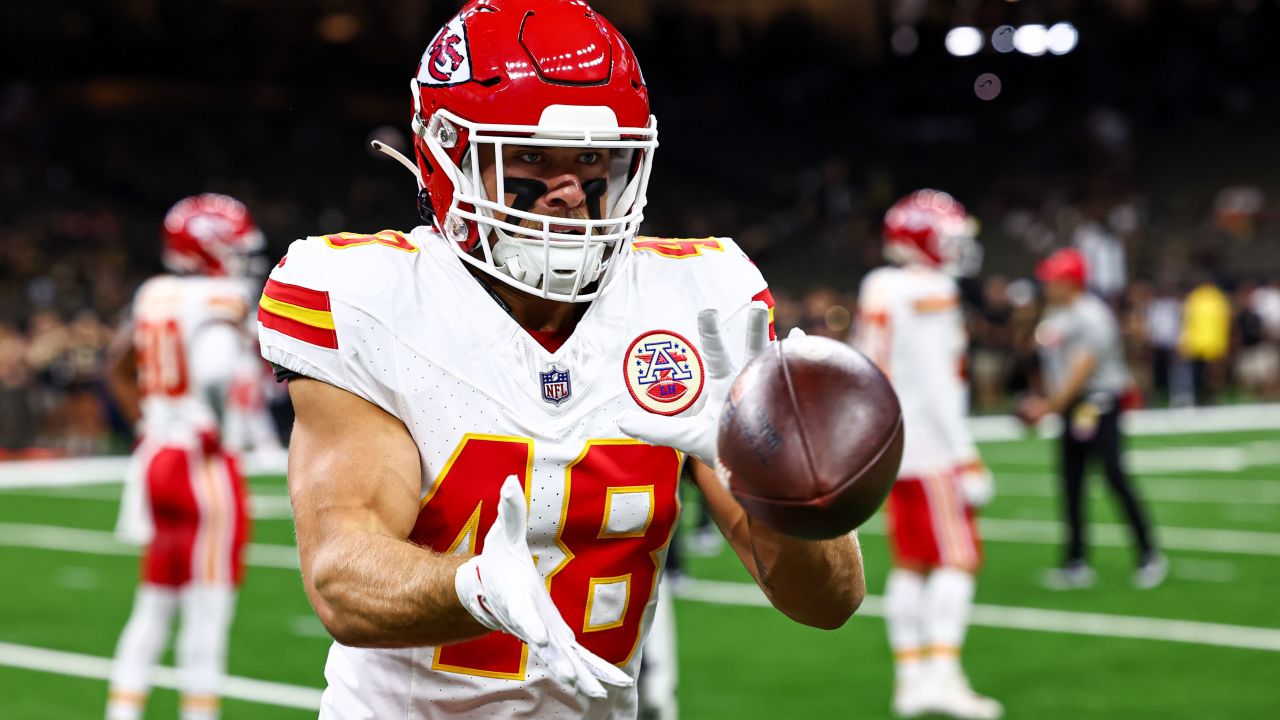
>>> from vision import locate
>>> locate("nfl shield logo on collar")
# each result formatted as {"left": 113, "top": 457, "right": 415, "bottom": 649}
{"left": 540, "top": 366, "right": 572, "bottom": 406}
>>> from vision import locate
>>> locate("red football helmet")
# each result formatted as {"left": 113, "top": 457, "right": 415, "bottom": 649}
{"left": 162, "top": 193, "right": 264, "bottom": 277}
{"left": 883, "top": 189, "right": 981, "bottom": 276}
{"left": 408, "top": 0, "right": 657, "bottom": 302}
{"left": 1036, "top": 248, "right": 1088, "bottom": 287}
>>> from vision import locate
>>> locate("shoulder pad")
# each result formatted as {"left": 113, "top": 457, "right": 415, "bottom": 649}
{"left": 271, "top": 230, "right": 418, "bottom": 302}
{"left": 256, "top": 232, "right": 414, "bottom": 419}
{"left": 259, "top": 231, "right": 416, "bottom": 347}
{"left": 632, "top": 235, "right": 775, "bottom": 338}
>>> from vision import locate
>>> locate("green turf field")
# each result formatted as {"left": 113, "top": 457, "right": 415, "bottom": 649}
{"left": 2, "top": 429, "right": 1278, "bottom": 718}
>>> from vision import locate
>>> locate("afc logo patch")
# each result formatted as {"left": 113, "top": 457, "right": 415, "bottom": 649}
{"left": 624, "top": 330, "right": 705, "bottom": 416}
{"left": 540, "top": 366, "right": 572, "bottom": 406}
{"left": 417, "top": 14, "right": 472, "bottom": 87}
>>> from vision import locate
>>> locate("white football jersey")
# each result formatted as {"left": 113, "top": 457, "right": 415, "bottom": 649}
{"left": 131, "top": 274, "right": 255, "bottom": 443}
{"left": 258, "top": 228, "right": 771, "bottom": 719}
{"left": 853, "top": 265, "right": 979, "bottom": 477}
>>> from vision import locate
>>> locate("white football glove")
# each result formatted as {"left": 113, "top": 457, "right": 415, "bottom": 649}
{"left": 618, "top": 305, "right": 772, "bottom": 469}
{"left": 454, "top": 477, "right": 633, "bottom": 698}
{"left": 956, "top": 462, "right": 995, "bottom": 508}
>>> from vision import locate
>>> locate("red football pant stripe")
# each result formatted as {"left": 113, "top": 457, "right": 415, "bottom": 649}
{"left": 142, "top": 444, "right": 249, "bottom": 587}
{"left": 886, "top": 473, "right": 982, "bottom": 569}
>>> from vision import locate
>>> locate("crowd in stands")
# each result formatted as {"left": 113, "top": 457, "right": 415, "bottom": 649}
{"left": 5, "top": 258, "right": 1279, "bottom": 455}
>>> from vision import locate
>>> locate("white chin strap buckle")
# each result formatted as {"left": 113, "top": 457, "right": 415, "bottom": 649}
{"left": 492, "top": 236, "right": 605, "bottom": 295}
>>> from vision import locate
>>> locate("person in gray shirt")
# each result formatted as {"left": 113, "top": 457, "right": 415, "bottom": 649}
{"left": 1019, "top": 249, "right": 1165, "bottom": 590}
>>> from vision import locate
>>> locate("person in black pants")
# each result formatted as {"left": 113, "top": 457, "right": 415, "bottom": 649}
{"left": 1019, "top": 249, "right": 1165, "bottom": 590}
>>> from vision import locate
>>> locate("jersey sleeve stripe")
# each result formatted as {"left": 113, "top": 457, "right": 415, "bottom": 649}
{"left": 263, "top": 278, "right": 332, "bottom": 312}
{"left": 257, "top": 303, "right": 339, "bottom": 349}
{"left": 258, "top": 295, "right": 336, "bottom": 330}
{"left": 751, "top": 288, "right": 777, "bottom": 340}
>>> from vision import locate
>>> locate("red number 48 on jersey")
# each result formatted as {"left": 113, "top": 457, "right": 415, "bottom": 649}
{"left": 411, "top": 435, "right": 682, "bottom": 679}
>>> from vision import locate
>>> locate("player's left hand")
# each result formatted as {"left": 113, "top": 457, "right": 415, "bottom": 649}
{"left": 618, "top": 305, "right": 771, "bottom": 470}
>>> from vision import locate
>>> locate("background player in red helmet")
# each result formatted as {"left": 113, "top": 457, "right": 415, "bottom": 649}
{"left": 855, "top": 190, "right": 1002, "bottom": 719}
{"left": 1022, "top": 248, "right": 1164, "bottom": 590}
{"left": 104, "top": 193, "right": 263, "bottom": 720}
{"left": 260, "top": 1, "right": 864, "bottom": 717}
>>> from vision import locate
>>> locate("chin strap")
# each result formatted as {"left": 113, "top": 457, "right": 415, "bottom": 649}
{"left": 371, "top": 140, "right": 424, "bottom": 189}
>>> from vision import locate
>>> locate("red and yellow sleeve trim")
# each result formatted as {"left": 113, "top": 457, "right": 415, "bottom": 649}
{"left": 751, "top": 287, "right": 777, "bottom": 340}
{"left": 258, "top": 278, "right": 339, "bottom": 349}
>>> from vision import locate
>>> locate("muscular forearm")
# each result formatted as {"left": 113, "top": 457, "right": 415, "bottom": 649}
{"left": 694, "top": 463, "right": 865, "bottom": 629}
{"left": 305, "top": 528, "right": 487, "bottom": 649}
{"left": 744, "top": 517, "right": 864, "bottom": 629}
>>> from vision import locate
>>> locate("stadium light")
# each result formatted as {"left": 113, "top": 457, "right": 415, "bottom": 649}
{"left": 992, "top": 25, "right": 1016, "bottom": 53}
{"left": 1013, "top": 24, "right": 1048, "bottom": 56}
{"left": 891, "top": 25, "right": 919, "bottom": 56}
{"left": 1046, "top": 22, "right": 1079, "bottom": 55}
{"left": 974, "top": 73, "right": 1002, "bottom": 101}
{"left": 945, "top": 26, "right": 984, "bottom": 57}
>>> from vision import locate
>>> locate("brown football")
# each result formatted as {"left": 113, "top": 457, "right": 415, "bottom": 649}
{"left": 717, "top": 335, "right": 903, "bottom": 540}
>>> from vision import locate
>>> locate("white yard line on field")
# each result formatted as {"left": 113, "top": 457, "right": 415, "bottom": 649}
{"left": 2, "top": 525, "right": 1278, "bottom": 711}
{"left": 14, "top": 473, "right": 1279, "bottom": 512}
{"left": 6, "top": 501, "right": 1280, "bottom": 574}
{"left": 0, "top": 458, "right": 130, "bottom": 488}
{"left": 0, "top": 641, "right": 322, "bottom": 710}
{"left": 0, "top": 523, "right": 301, "bottom": 569}
{"left": 2, "top": 484, "right": 126, "bottom": 500}
{"left": 0, "top": 451, "right": 287, "bottom": 490}
{"left": 675, "top": 578, "right": 1280, "bottom": 652}
{"left": 970, "top": 403, "right": 1280, "bottom": 442}
{"left": 994, "top": 472, "right": 1280, "bottom": 505}
{"left": 0, "top": 402, "right": 1275, "bottom": 489}
{"left": 971, "top": 517, "right": 1280, "bottom": 556}
{"left": 1127, "top": 443, "right": 1280, "bottom": 473}
{"left": 0, "top": 487, "right": 297, "bottom": 520}
{"left": 853, "top": 514, "right": 1280, "bottom": 556}
{"left": 979, "top": 443, "right": 1280, "bottom": 474}
{"left": 1169, "top": 558, "right": 1239, "bottom": 584}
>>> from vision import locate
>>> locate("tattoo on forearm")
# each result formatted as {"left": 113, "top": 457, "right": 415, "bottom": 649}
{"left": 751, "top": 541, "right": 777, "bottom": 594}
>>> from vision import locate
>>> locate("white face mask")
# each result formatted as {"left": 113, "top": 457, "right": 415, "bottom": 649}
{"left": 415, "top": 100, "right": 659, "bottom": 303}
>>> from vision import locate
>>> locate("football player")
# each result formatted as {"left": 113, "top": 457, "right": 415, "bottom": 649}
{"left": 258, "top": 1, "right": 865, "bottom": 717}
{"left": 105, "top": 194, "right": 261, "bottom": 720}
{"left": 855, "top": 190, "right": 1002, "bottom": 719}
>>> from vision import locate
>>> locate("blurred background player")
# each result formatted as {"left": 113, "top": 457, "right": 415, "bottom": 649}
{"left": 855, "top": 190, "right": 1002, "bottom": 720}
{"left": 103, "top": 194, "right": 263, "bottom": 720}
{"left": 1020, "top": 249, "right": 1165, "bottom": 590}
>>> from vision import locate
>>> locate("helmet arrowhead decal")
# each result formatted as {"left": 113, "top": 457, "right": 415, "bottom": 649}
{"left": 418, "top": 14, "right": 472, "bottom": 87}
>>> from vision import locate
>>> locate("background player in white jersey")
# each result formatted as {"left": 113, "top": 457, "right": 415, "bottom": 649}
{"left": 855, "top": 190, "right": 1002, "bottom": 719}
{"left": 104, "top": 194, "right": 263, "bottom": 720}
{"left": 257, "top": 1, "right": 865, "bottom": 717}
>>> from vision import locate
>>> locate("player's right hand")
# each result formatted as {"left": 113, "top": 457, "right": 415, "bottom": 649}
{"left": 956, "top": 461, "right": 995, "bottom": 507}
{"left": 454, "top": 476, "right": 633, "bottom": 699}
